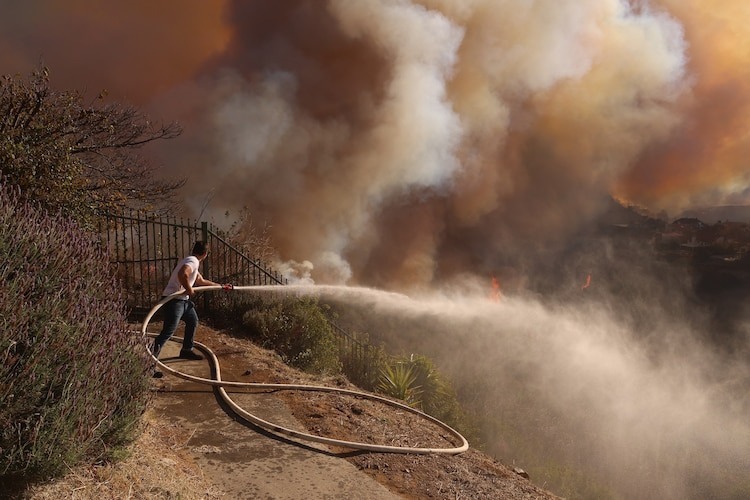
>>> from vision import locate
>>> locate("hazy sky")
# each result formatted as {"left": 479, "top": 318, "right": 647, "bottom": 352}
{"left": 3, "top": 0, "right": 750, "bottom": 285}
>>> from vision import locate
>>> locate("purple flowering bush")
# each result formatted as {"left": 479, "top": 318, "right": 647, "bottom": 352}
{"left": 0, "top": 183, "right": 151, "bottom": 481}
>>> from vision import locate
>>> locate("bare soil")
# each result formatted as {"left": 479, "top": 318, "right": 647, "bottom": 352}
{"left": 24, "top": 410, "right": 223, "bottom": 499}
{"left": 26, "top": 324, "right": 559, "bottom": 499}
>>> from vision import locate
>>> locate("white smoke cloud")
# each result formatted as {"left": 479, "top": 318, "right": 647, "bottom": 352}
{"left": 312, "top": 250, "right": 354, "bottom": 284}
{"left": 282, "top": 0, "right": 687, "bottom": 281}
{"left": 213, "top": 69, "right": 298, "bottom": 168}
{"left": 329, "top": 0, "right": 465, "bottom": 193}
{"left": 275, "top": 258, "right": 315, "bottom": 285}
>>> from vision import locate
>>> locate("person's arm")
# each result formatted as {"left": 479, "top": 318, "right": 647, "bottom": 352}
{"left": 194, "top": 272, "right": 218, "bottom": 287}
{"left": 177, "top": 264, "right": 196, "bottom": 296}
{"left": 195, "top": 273, "right": 233, "bottom": 290}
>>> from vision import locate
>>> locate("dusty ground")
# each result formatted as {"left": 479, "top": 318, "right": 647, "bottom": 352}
{"left": 24, "top": 409, "right": 223, "bottom": 499}
{"left": 26, "top": 324, "right": 559, "bottom": 499}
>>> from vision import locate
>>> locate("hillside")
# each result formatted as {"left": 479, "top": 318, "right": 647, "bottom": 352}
{"left": 678, "top": 205, "right": 750, "bottom": 224}
{"left": 25, "top": 324, "right": 559, "bottom": 499}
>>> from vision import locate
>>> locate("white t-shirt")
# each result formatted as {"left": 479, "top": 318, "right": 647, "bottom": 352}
{"left": 162, "top": 255, "right": 200, "bottom": 299}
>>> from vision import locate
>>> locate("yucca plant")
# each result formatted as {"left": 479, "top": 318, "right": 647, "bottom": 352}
{"left": 377, "top": 360, "right": 423, "bottom": 407}
{"left": 376, "top": 354, "right": 477, "bottom": 444}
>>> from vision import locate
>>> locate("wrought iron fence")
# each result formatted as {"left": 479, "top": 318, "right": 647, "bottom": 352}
{"left": 331, "top": 322, "right": 381, "bottom": 389}
{"left": 97, "top": 210, "right": 285, "bottom": 318}
{"left": 98, "top": 210, "right": 378, "bottom": 384}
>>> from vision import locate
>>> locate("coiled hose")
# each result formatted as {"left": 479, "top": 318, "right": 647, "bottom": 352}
{"left": 141, "top": 286, "right": 469, "bottom": 455}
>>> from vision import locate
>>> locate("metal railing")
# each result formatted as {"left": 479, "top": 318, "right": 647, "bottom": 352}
{"left": 331, "top": 322, "right": 380, "bottom": 388}
{"left": 97, "top": 211, "right": 286, "bottom": 318}
{"left": 98, "top": 210, "right": 377, "bottom": 385}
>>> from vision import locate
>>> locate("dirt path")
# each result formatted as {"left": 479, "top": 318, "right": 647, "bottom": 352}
{"left": 151, "top": 341, "right": 400, "bottom": 499}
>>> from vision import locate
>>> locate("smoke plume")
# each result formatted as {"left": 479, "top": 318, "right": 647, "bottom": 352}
{"left": 159, "top": 0, "right": 695, "bottom": 286}
{"left": 4, "top": 1, "right": 750, "bottom": 287}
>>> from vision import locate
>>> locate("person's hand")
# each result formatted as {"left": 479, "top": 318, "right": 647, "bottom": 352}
{"left": 221, "top": 283, "right": 234, "bottom": 291}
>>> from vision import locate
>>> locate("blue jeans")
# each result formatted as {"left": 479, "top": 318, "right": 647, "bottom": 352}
{"left": 153, "top": 298, "right": 198, "bottom": 356}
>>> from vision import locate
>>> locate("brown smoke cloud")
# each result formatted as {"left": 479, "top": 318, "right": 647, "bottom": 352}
{"left": 614, "top": 0, "right": 750, "bottom": 210}
{"left": 3, "top": 0, "right": 750, "bottom": 287}
{"left": 0, "top": 0, "right": 230, "bottom": 104}
{"left": 168, "top": 0, "right": 692, "bottom": 286}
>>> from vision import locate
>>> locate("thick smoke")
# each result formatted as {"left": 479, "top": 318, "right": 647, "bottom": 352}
{"left": 4, "top": 1, "right": 750, "bottom": 287}
{"left": 157, "top": 0, "right": 692, "bottom": 286}
{"left": 616, "top": 0, "right": 750, "bottom": 211}
{"left": 0, "top": 0, "right": 230, "bottom": 105}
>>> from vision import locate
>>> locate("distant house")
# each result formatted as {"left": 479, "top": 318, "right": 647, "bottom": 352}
{"left": 672, "top": 217, "right": 706, "bottom": 230}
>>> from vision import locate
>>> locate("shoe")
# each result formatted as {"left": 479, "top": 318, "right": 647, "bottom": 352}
{"left": 179, "top": 349, "right": 204, "bottom": 360}
{"left": 150, "top": 342, "right": 162, "bottom": 358}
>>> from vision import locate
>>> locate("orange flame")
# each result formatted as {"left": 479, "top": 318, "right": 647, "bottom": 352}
{"left": 490, "top": 276, "right": 502, "bottom": 302}
{"left": 582, "top": 274, "right": 592, "bottom": 290}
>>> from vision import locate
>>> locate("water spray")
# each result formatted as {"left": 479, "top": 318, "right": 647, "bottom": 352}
{"left": 141, "top": 285, "right": 469, "bottom": 455}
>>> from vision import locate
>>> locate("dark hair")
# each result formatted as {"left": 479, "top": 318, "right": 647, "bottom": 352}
{"left": 191, "top": 241, "right": 208, "bottom": 256}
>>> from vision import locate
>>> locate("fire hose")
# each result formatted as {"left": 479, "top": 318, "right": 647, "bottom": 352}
{"left": 141, "top": 286, "right": 469, "bottom": 455}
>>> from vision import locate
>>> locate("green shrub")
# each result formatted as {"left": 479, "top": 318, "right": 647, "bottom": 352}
{"left": 407, "top": 354, "right": 470, "bottom": 427}
{"left": 209, "top": 288, "right": 262, "bottom": 330}
{"left": 0, "top": 183, "right": 152, "bottom": 482}
{"left": 241, "top": 294, "right": 342, "bottom": 375}
{"left": 378, "top": 354, "right": 478, "bottom": 441}
{"left": 212, "top": 292, "right": 385, "bottom": 387}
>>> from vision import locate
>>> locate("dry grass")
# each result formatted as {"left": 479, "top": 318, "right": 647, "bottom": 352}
{"left": 25, "top": 409, "right": 222, "bottom": 500}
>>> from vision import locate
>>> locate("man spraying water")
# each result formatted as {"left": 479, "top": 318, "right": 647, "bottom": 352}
{"left": 150, "top": 241, "right": 232, "bottom": 372}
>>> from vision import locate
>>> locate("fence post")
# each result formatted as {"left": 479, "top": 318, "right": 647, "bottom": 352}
{"left": 201, "top": 221, "right": 211, "bottom": 313}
